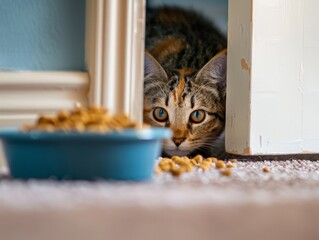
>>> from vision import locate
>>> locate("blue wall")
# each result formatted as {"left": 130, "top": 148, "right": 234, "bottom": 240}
{"left": 0, "top": 0, "right": 85, "bottom": 71}
{"left": 148, "top": 0, "right": 228, "bottom": 35}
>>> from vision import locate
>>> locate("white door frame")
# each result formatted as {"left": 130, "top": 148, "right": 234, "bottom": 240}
{"left": 226, "top": 0, "right": 319, "bottom": 155}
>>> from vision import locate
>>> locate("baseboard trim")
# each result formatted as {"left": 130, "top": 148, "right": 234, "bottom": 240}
{"left": 0, "top": 71, "right": 89, "bottom": 127}
{"left": 0, "top": 71, "right": 88, "bottom": 89}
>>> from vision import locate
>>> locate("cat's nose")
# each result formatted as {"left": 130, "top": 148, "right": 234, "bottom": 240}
{"left": 172, "top": 137, "right": 186, "bottom": 147}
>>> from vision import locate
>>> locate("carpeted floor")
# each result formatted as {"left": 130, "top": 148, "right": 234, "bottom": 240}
{"left": 0, "top": 158, "right": 319, "bottom": 240}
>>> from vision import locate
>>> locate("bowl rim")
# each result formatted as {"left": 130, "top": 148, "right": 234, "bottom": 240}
{"left": 0, "top": 127, "right": 172, "bottom": 141}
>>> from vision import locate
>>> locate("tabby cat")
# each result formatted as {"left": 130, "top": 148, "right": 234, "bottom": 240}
{"left": 144, "top": 7, "right": 227, "bottom": 157}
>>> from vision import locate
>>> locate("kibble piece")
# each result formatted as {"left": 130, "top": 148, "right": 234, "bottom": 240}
{"left": 159, "top": 158, "right": 174, "bottom": 172}
{"left": 179, "top": 164, "right": 192, "bottom": 173}
{"left": 168, "top": 161, "right": 175, "bottom": 168}
{"left": 205, "top": 157, "right": 218, "bottom": 163}
{"left": 154, "top": 166, "right": 162, "bottom": 175}
{"left": 190, "top": 159, "right": 198, "bottom": 166}
{"left": 263, "top": 166, "right": 270, "bottom": 173}
{"left": 192, "top": 154, "right": 203, "bottom": 163}
{"left": 230, "top": 159, "right": 238, "bottom": 163}
{"left": 179, "top": 162, "right": 193, "bottom": 172}
{"left": 221, "top": 169, "right": 232, "bottom": 176}
{"left": 37, "top": 116, "right": 51, "bottom": 124}
{"left": 159, "top": 158, "right": 171, "bottom": 165}
{"left": 172, "top": 157, "right": 185, "bottom": 165}
{"left": 171, "top": 156, "right": 180, "bottom": 161}
{"left": 215, "top": 160, "right": 226, "bottom": 169}
{"left": 185, "top": 164, "right": 193, "bottom": 172}
{"left": 201, "top": 161, "right": 212, "bottom": 168}
{"left": 199, "top": 163, "right": 210, "bottom": 171}
{"left": 57, "top": 110, "right": 69, "bottom": 121}
{"left": 226, "top": 163, "right": 234, "bottom": 168}
{"left": 171, "top": 167, "right": 183, "bottom": 177}
{"left": 182, "top": 156, "right": 190, "bottom": 162}
{"left": 160, "top": 164, "right": 172, "bottom": 172}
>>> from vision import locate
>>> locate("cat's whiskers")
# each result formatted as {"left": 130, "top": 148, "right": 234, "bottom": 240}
{"left": 203, "top": 136, "right": 224, "bottom": 144}
{"left": 199, "top": 143, "right": 221, "bottom": 150}
{"left": 194, "top": 135, "right": 225, "bottom": 150}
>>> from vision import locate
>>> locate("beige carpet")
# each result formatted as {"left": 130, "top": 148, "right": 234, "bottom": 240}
{"left": 0, "top": 158, "right": 319, "bottom": 240}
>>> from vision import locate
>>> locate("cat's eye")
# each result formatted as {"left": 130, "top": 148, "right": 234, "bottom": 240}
{"left": 190, "top": 110, "right": 206, "bottom": 124}
{"left": 153, "top": 107, "right": 168, "bottom": 122}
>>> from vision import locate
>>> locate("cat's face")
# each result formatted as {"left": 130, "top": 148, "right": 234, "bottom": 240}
{"left": 144, "top": 51, "right": 227, "bottom": 156}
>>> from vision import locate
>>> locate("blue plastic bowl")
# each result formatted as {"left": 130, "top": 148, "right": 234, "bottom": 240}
{"left": 0, "top": 128, "right": 171, "bottom": 181}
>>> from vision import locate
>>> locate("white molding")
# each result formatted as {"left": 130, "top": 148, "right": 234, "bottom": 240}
{"left": 0, "top": 71, "right": 88, "bottom": 90}
{"left": 0, "top": 71, "right": 89, "bottom": 127}
{"left": 85, "top": 0, "right": 146, "bottom": 124}
{"left": 85, "top": 0, "right": 103, "bottom": 106}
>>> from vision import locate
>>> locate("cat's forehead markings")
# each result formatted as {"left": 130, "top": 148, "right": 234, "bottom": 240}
{"left": 165, "top": 96, "right": 169, "bottom": 107}
{"left": 177, "top": 77, "right": 185, "bottom": 99}
{"left": 191, "top": 96, "right": 195, "bottom": 109}
{"left": 172, "top": 68, "right": 196, "bottom": 105}
{"left": 172, "top": 78, "right": 184, "bottom": 105}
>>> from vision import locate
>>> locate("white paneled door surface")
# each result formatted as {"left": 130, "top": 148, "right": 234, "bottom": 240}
{"left": 226, "top": 0, "right": 319, "bottom": 155}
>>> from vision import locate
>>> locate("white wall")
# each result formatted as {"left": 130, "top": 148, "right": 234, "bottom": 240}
{"left": 0, "top": 0, "right": 85, "bottom": 71}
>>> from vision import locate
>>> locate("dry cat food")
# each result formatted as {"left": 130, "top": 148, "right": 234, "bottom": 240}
{"left": 226, "top": 163, "right": 234, "bottom": 168}
{"left": 220, "top": 169, "right": 232, "bottom": 177}
{"left": 22, "top": 105, "right": 147, "bottom": 132}
{"left": 156, "top": 155, "right": 234, "bottom": 177}
{"left": 155, "top": 157, "right": 273, "bottom": 178}
{"left": 263, "top": 166, "right": 270, "bottom": 173}
{"left": 215, "top": 160, "right": 227, "bottom": 169}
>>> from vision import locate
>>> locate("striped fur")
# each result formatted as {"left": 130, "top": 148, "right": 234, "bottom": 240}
{"left": 144, "top": 7, "right": 227, "bottom": 157}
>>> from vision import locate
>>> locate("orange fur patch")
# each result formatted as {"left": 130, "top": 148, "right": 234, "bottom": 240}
{"left": 151, "top": 38, "right": 186, "bottom": 63}
{"left": 174, "top": 69, "right": 195, "bottom": 103}
{"left": 177, "top": 77, "right": 185, "bottom": 99}
{"left": 173, "top": 90, "right": 178, "bottom": 102}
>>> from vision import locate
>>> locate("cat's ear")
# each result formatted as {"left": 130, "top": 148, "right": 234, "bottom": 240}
{"left": 195, "top": 50, "right": 227, "bottom": 98}
{"left": 144, "top": 52, "right": 167, "bottom": 81}
{"left": 196, "top": 50, "right": 227, "bottom": 84}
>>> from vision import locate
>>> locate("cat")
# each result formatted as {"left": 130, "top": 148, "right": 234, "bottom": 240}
{"left": 143, "top": 6, "right": 227, "bottom": 158}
